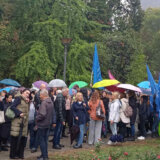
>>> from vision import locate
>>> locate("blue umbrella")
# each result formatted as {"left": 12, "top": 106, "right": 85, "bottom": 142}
{"left": 137, "top": 81, "right": 150, "bottom": 89}
{"left": 0, "top": 79, "right": 21, "bottom": 87}
{"left": 0, "top": 87, "right": 12, "bottom": 93}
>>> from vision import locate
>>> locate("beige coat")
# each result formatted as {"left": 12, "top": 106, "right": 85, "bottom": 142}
{"left": 119, "top": 98, "right": 130, "bottom": 124}
{"left": 10, "top": 96, "right": 29, "bottom": 137}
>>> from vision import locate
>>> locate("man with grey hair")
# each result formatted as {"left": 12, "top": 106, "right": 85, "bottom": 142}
{"left": 53, "top": 88, "right": 68, "bottom": 149}
{"left": 34, "top": 84, "right": 47, "bottom": 109}
{"left": 36, "top": 89, "right": 56, "bottom": 160}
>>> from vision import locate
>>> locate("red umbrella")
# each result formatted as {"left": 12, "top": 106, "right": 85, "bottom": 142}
{"left": 106, "top": 85, "right": 125, "bottom": 93}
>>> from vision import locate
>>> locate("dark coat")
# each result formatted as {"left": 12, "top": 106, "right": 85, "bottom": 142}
{"left": 102, "top": 97, "right": 109, "bottom": 117}
{"left": 72, "top": 101, "right": 89, "bottom": 125}
{"left": 34, "top": 90, "right": 41, "bottom": 109}
{"left": 129, "top": 96, "right": 137, "bottom": 125}
{"left": 0, "top": 100, "right": 12, "bottom": 139}
{"left": 139, "top": 96, "right": 148, "bottom": 120}
{"left": 36, "top": 97, "right": 56, "bottom": 128}
{"left": 54, "top": 93, "right": 66, "bottom": 122}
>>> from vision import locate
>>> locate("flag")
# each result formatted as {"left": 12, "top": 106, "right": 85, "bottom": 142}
{"left": 156, "top": 74, "right": 160, "bottom": 118}
{"left": 108, "top": 70, "right": 116, "bottom": 80}
{"left": 92, "top": 44, "right": 102, "bottom": 84}
{"left": 146, "top": 65, "right": 157, "bottom": 112}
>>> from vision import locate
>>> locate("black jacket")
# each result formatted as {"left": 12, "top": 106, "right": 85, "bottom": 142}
{"left": 129, "top": 96, "right": 137, "bottom": 125}
{"left": 54, "top": 93, "right": 66, "bottom": 122}
{"left": 34, "top": 90, "right": 41, "bottom": 109}
{"left": 102, "top": 97, "right": 109, "bottom": 117}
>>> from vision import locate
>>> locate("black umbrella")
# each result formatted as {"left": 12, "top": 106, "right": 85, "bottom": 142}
{"left": 16, "top": 118, "right": 24, "bottom": 152}
{"left": 70, "top": 125, "right": 80, "bottom": 145}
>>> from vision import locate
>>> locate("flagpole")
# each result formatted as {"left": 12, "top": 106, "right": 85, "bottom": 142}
{"left": 90, "top": 71, "right": 93, "bottom": 87}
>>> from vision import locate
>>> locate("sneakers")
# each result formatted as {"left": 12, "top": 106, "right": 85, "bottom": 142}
{"left": 137, "top": 136, "right": 145, "bottom": 140}
{"left": 73, "top": 144, "right": 82, "bottom": 149}
{"left": 107, "top": 140, "right": 113, "bottom": 145}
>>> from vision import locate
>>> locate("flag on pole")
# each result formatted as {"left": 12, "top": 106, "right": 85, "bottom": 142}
{"left": 108, "top": 70, "right": 116, "bottom": 80}
{"left": 92, "top": 44, "right": 102, "bottom": 84}
{"left": 146, "top": 64, "right": 157, "bottom": 112}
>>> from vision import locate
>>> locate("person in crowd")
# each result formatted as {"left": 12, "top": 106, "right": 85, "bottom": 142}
{"left": 119, "top": 93, "right": 130, "bottom": 141}
{"left": 64, "top": 89, "right": 72, "bottom": 135}
{"left": 101, "top": 90, "right": 110, "bottom": 138}
{"left": 72, "top": 92, "right": 89, "bottom": 148}
{"left": 0, "top": 93, "right": 13, "bottom": 151}
{"left": 152, "top": 95, "right": 159, "bottom": 137}
{"left": 10, "top": 89, "right": 30, "bottom": 159}
{"left": 34, "top": 84, "right": 46, "bottom": 109}
{"left": 53, "top": 88, "right": 68, "bottom": 149}
{"left": 108, "top": 92, "right": 121, "bottom": 145}
{"left": 36, "top": 89, "right": 56, "bottom": 160}
{"left": 62, "top": 88, "right": 69, "bottom": 138}
{"left": 127, "top": 91, "right": 137, "bottom": 141}
{"left": 137, "top": 95, "right": 148, "bottom": 140}
{"left": 88, "top": 90, "right": 105, "bottom": 145}
{"left": 73, "top": 85, "right": 80, "bottom": 92}
{"left": 28, "top": 91, "right": 38, "bottom": 153}
{"left": 0, "top": 90, "right": 7, "bottom": 101}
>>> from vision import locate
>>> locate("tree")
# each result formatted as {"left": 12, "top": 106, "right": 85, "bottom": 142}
{"left": 15, "top": 42, "right": 54, "bottom": 86}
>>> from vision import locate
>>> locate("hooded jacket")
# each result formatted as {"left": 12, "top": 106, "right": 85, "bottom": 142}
{"left": 109, "top": 99, "right": 121, "bottom": 123}
{"left": 36, "top": 97, "right": 56, "bottom": 128}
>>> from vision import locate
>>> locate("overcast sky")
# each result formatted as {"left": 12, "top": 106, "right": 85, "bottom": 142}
{"left": 141, "top": 0, "right": 160, "bottom": 10}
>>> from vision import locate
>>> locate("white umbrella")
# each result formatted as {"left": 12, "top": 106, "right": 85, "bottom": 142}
{"left": 48, "top": 79, "right": 67, "bottom": 88}
{"left": 117, "top": 84, "right": 142, "bottom": 93}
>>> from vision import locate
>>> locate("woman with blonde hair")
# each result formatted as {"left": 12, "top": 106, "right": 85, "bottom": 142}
{"left": 88, "top": 90, "right": 105, "bottom": 145}
{"left": 72, "top": 92, "right": 88, "bottom": 149}
{"left": 108, "top": 92, "right": 121, "bottom": 145}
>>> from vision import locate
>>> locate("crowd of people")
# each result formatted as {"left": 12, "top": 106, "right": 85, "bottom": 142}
{"left": 0, "top": 84, "right": 159, "bottom": 160}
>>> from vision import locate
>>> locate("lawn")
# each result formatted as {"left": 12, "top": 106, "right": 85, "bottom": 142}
{"left": 51, "top": 138, "right": 160, "bottom": 160}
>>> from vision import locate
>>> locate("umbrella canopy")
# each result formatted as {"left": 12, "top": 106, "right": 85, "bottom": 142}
{"left": 117, "top": 84, "right": 142, "bottom": 93}
{"left": 0, "top": 79, "right": 21, "bottom": 87}
{"left": 0, "top": 87, "right": 12, "bottom": 93}
{"left": 48, "top": 79, "right": 67, "bottom": 88}
{"left": 69, "top": 81, "right": 88, "bottom": 89}
{"left": 92, "top": 79, "right": 120, "bottom": 88}
{"left": 137, "top": 81, "right": 150, "bottom": 89}
{"left": 106, "top": 85, "right": 125, "bottom": 93}
{"left": 140, "top": 88, "right": 152, "bottom": 95}
{"left": 32, "top": 80, "right": 48, "bottom": 89}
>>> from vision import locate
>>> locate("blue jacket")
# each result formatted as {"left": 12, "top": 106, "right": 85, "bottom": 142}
{"left": 72, "top": 101, "right": 88, "bottom": 125}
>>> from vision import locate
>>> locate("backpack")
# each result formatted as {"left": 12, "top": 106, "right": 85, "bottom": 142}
{"left": 124, "top": 103, "right": 133, "bottom": 117}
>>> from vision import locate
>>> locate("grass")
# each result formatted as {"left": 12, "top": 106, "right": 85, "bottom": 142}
{"left": 50, "top": 139, "right": 160, "bottom": 160}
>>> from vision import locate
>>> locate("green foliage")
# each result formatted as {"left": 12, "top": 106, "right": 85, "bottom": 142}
{"left": 15, "top": 42, "right": 54, "bottom": 86}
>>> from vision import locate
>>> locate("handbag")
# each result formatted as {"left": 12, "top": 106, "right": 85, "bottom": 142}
{"left": 96, "top": 101, "right": 105, "bottom": 119}
{"left": 5, "top": 107, "right": 15, "bottom": 120}
{"left": 0, "top": 111, "right": 5, "bottom": 123}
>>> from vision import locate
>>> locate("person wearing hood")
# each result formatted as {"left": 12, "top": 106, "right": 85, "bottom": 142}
{"left": 36, "top": 89, "right": 56, "bottom": 160}
{"left": 119, "top": 93, "right": 130, "bottom": 141}
{"left": 137, "top": 95, "right": 148, "bottom": 140}
{"left": 108, "top": 92, "right": 121, "bottom": 145}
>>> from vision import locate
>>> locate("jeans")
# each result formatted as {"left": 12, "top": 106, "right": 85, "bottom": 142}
{"left": 110, "top": 122, "right": 117, "bottom": 135}
{"left": 152, "top": 113, "right": 159, "bottom": 133}
{"left": 53, "top": 121, "right": 63, "bottom": 146}
{"left": 131, "top": 124, "right": 135, "bottom": 137}
{"left": 77, "top": 124, "right": 85, "bottom": 145}
{"left": 37, "top": 128, "right": 49, "bottom": 158}
{"left": 28, "top": 122, "right": 38, "bottom": 149}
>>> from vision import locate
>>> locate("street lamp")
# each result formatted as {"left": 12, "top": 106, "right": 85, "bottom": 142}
{"left": 61, "top": 38, "right": 72, "bottom": 82}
